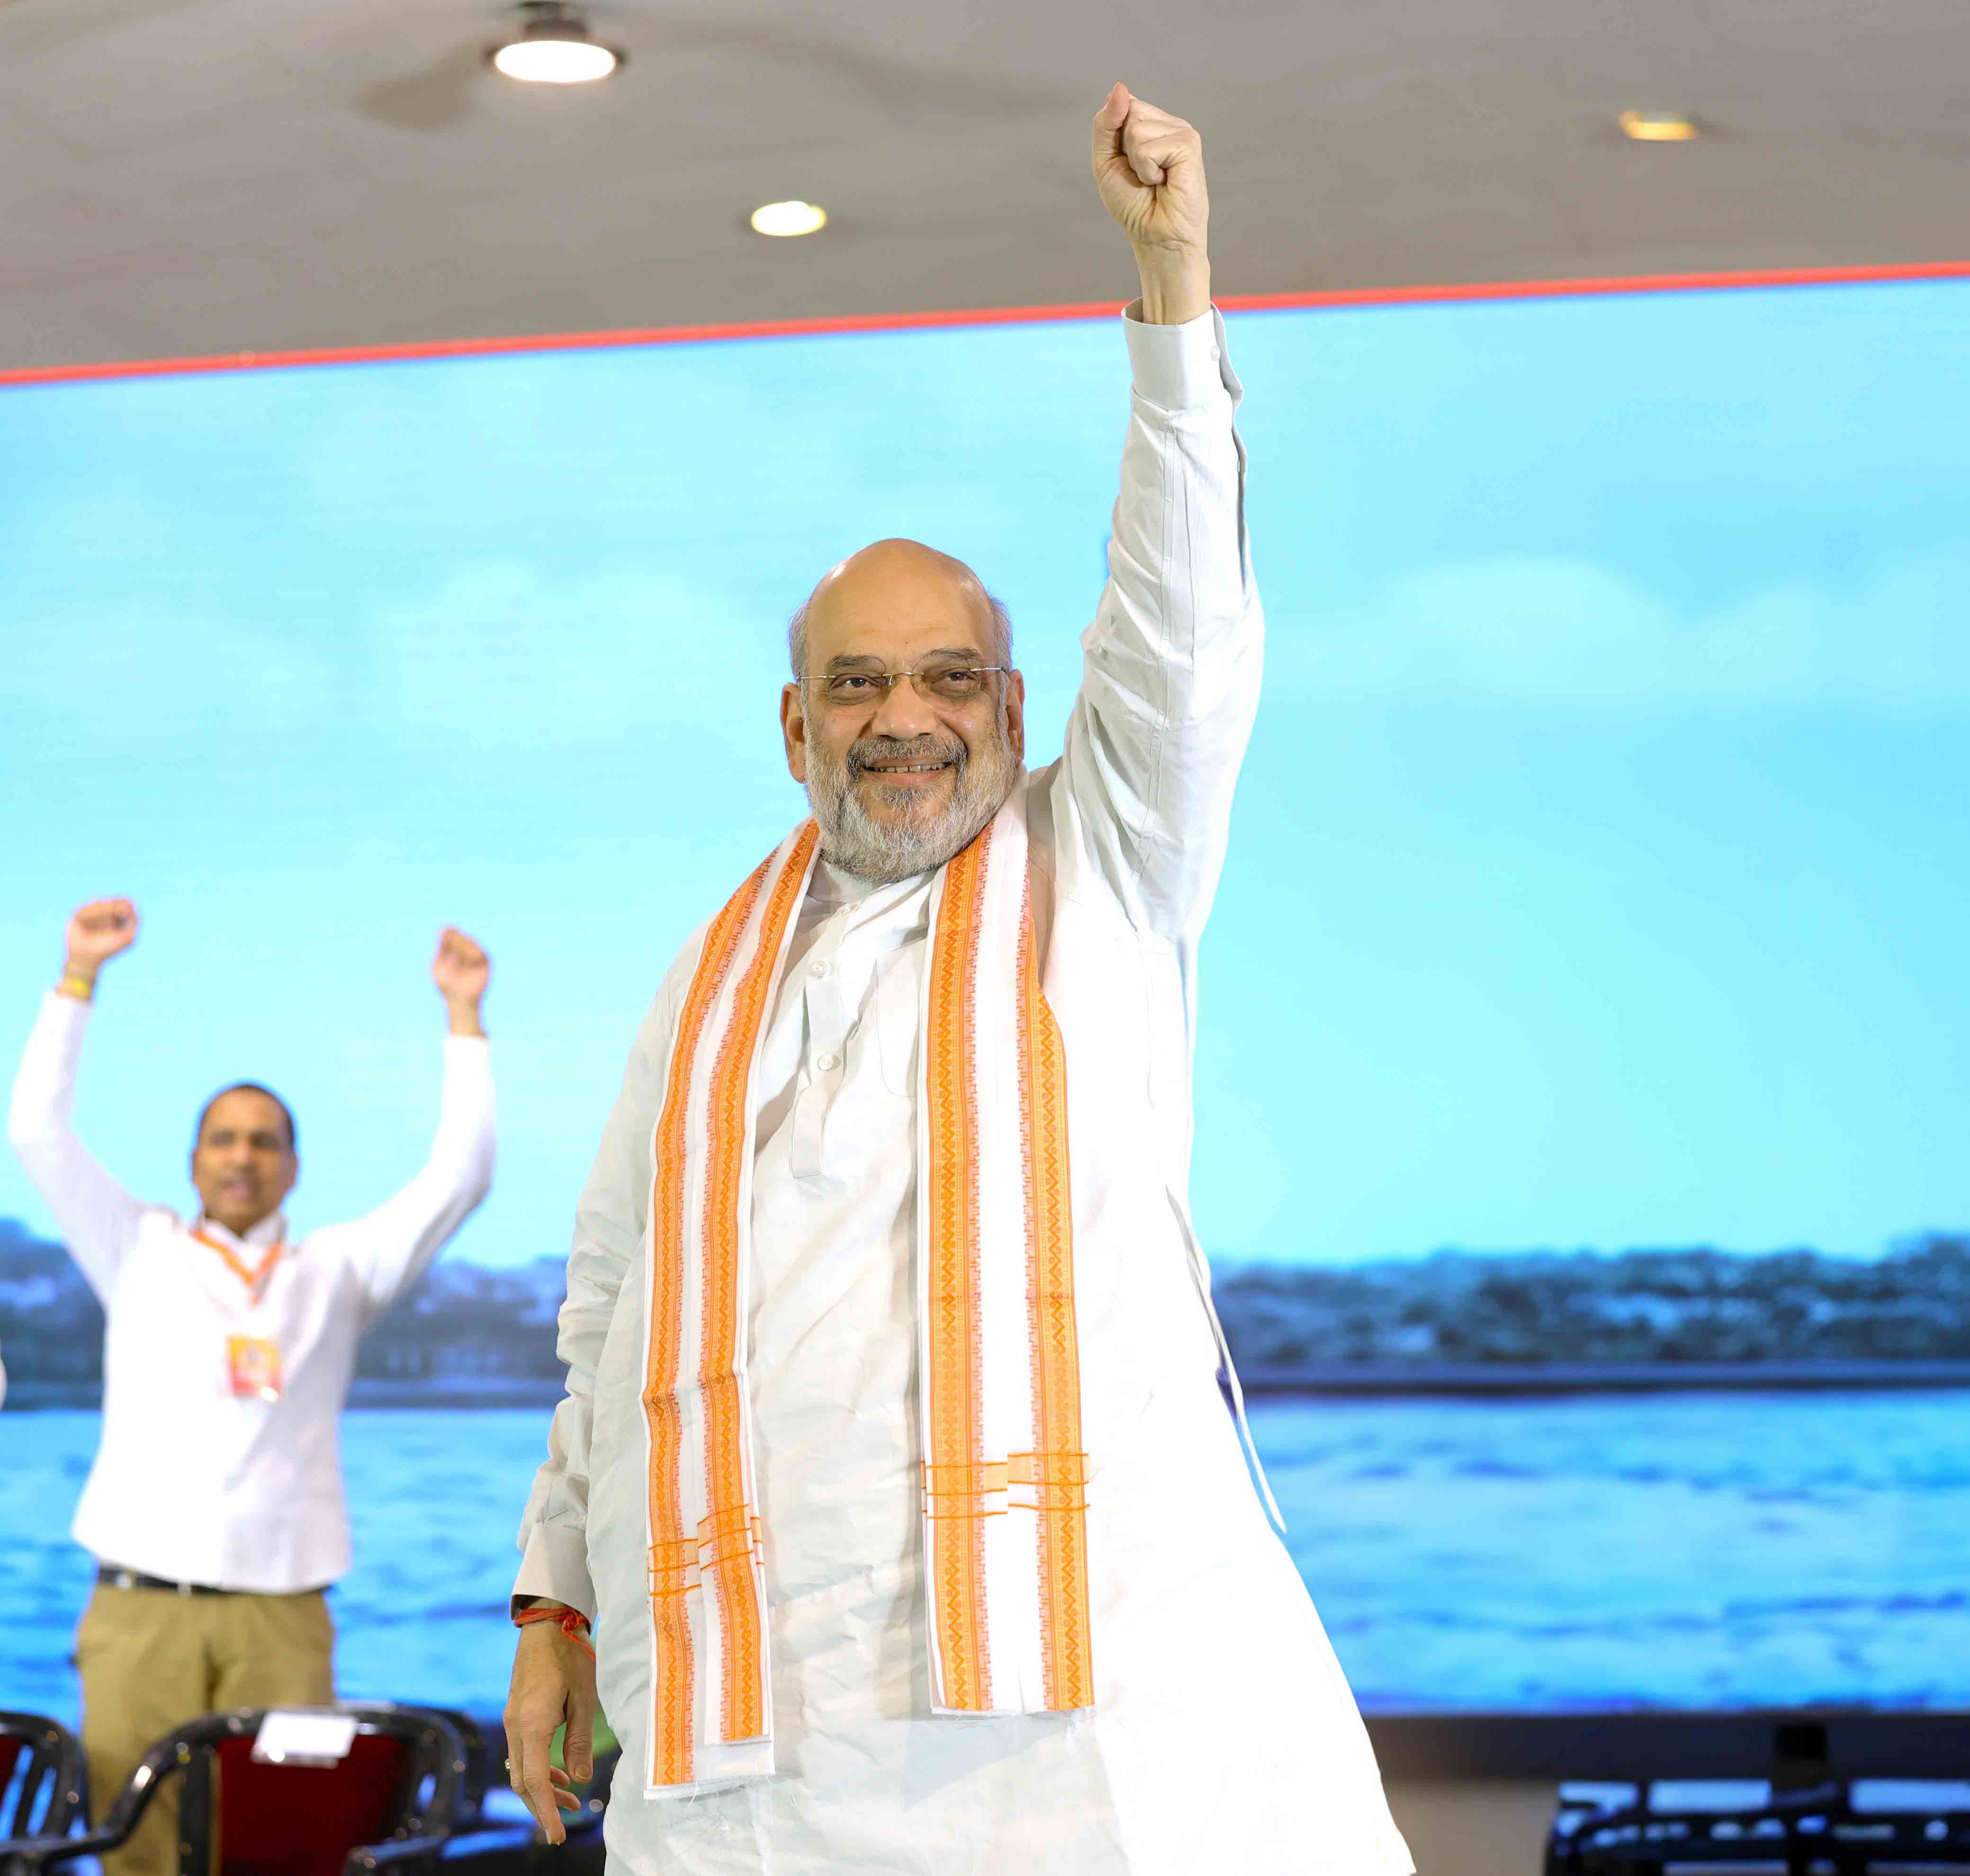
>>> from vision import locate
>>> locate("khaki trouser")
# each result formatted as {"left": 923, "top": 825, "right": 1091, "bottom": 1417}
{"left": 76, "top": 1580, "right": 335, "bottom": 1876}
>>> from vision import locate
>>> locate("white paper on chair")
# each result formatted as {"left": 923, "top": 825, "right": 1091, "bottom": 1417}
{"left": 251, "top": 1711, "right": 359, "bottom": 1768}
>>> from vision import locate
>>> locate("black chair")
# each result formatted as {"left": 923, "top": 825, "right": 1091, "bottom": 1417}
{"left": 1, "top": 1705, "right": 466, "bottom": 1876}
{"left": 367, "top": 1710, "right": 495, "bottom": 1829}
{"left": 0, "top": 1712, "right": 86, "bottom": 1849}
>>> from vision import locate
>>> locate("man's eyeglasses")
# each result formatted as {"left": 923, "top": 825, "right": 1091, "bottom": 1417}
{"left": 809, "top": 664, "right": 1010, "bottom": 709}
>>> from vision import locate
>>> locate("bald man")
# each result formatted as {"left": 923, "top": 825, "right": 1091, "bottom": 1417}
{"left": 504, "top": 87, "right": 1412, "bottom": 1875}
{"left": 7, "top": 900, "right": 496, "bottom": 1876}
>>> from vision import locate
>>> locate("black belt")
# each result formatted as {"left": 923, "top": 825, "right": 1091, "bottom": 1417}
{"left": 98, "top": 1565, "right": 240, "bottom": 1597}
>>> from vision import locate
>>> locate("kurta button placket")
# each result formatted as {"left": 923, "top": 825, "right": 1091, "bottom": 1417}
{"left": 789, "top": 911, "right": 852, "bottom": 1179}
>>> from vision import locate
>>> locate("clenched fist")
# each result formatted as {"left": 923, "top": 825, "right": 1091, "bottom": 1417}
{"left": 432, "top": 927, "right": 490, "bottom": 1036}
{"left": 63, "top": 899, "right": 138, "bottom": 988}
{"left": 1093, "top": 83, "right": 1209, "bottom": 325}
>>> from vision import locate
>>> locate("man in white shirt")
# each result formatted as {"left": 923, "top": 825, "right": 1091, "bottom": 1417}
{"left": 7, "top": 897, "right": 497, "bottom": 1876}
{"left": 502, "top": 85, "right": 1411, "bottom": 1875}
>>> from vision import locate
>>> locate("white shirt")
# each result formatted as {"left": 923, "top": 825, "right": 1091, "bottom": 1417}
{"left": 517, "top": 310, "right": 1412, "bottom": 1875}
{"left": 7, "top": 992, "right": 496, "bottom": 1591}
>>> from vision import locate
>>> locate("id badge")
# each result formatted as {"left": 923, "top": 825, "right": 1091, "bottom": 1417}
{"left": 226, "top": 1334, "right": 284, "bottom": 1402}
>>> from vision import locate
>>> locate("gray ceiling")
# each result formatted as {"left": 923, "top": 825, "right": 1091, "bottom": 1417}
{"left": 2, "top": 0, "right": 1965, "bottom": 374}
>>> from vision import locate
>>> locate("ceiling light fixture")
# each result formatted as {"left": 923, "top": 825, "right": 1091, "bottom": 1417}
{"left": 1618, "top": 109, "right": 1699, "bottom": 142}
{"left": 750, "top": 200, "right": 828, "bottom": 238}
{"left": 490, "top": 1, "right": 623, "bottom": 84}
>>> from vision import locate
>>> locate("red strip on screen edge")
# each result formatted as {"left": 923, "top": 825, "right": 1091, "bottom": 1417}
{"left": 4, "top": 259, "right": 1967, "bottom": 388}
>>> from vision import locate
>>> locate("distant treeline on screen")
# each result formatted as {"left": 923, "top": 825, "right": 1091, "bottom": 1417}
{"left": 4, "top": 1216, "right": 1967, "bottom": 1400}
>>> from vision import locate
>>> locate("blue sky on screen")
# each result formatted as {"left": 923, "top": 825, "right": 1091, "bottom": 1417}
{"left": 2, "top": 281, "right": 1965, "bottom": 1270}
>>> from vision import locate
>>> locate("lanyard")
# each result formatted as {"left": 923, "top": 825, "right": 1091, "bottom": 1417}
{"left": 192, "top": 1227, "right": 285, "bottom": 1298}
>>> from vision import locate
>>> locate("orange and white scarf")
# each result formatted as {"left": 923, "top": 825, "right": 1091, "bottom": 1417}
{"left": 637, "top": 782, "right": 1093, "bottom": 1795}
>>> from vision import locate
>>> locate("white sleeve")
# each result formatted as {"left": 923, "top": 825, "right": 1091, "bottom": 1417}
{"left": 513, "top": 976, "right": 680, "bottom": 1617}
{"left": 1052, "top": 306, "right": 1261, "bottom": 944}
{"left": 314, "top": 1036, "right": 496, "bottom": 1321}
{"left": 6, "top": 992, "right": 151, "bottom": 1303}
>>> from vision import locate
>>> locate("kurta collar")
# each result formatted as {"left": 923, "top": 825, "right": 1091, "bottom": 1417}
{"left": 810, "top": 858, "right": 934, "bottom": 941}
{"left": 193, "top": 1209, "right": 287, "bottom": 1250}
{"left": 811, "top": 856, "right": 913, "bottom": 905}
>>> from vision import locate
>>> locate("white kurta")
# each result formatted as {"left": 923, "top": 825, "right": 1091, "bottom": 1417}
{"left": 516, "top": 307, "right": 1413, "bottom": 1874}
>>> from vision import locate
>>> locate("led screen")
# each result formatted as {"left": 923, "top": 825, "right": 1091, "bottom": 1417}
{"left": 3, "top": 277, "right": 1966, "bottom": 1719}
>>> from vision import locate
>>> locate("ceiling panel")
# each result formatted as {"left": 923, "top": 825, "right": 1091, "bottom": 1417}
{"left": 0, "top": 0, "right": 1962, "bottom": 372}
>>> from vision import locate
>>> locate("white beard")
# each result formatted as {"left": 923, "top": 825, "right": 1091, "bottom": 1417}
{"left": 805, "top": 723, "right": 1018, "bottom": 884}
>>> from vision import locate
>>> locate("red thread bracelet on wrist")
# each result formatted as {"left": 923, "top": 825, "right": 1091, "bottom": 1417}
{"left": 514, "top": 1603, "right": 597, "bottom": 1660}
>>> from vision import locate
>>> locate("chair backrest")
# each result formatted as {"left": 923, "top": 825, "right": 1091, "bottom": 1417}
{"left": 0, "top": 1712, "right": 86, "bottom": 1841}
{"left": 144, "top": 1708, "right": 462, "bottom": 1876}
{"left": 408, "top": 1710, "right": 491, "bottom": 1822}
{"left": 209, "top": 1733, "right": 411, "bottom": 1876}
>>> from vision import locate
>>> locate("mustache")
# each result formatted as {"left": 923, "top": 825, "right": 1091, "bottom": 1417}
{"left": 847, "top": 734, "right": 967, "bottom": 776}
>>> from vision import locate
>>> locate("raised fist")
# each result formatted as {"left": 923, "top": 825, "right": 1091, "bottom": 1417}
{"left": 432, "top": 927, "right": 491, "bottom": 1011}
{"left": 1092, "top": 84, "right": 1208, "bottom": 263}
{"left": 65, "top": 899, "right": 139, "bottom": 976}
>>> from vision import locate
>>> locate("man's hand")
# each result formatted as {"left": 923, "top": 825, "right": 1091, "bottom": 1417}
{"left": 432, "top": 927, "right": 489, "bottom": 1037}
{"left": 1092, "top": 82, "right": 1210, "bottom": 325}
{"left": 503, "top": 1616, "right": 598, "bottom": 1844}
{"left": 63, "top": 899, "right": 138, "bottom": 993}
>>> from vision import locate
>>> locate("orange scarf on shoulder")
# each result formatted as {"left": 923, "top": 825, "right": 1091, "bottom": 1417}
{"left": 637, "top": 780, "right": 1092, "bottom": 1797}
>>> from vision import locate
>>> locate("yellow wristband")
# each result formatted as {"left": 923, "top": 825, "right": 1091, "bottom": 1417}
{"left": 56, "top": 974, "right": 96, "bottom": 1003}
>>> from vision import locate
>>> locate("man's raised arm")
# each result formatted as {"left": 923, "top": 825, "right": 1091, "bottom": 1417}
{"left": 1055, "top": 86, "right": 1260, "bottom": 943}
{"left": 320, "top": 927, "right": 496, "bottom": 1317}
{"left": 6, "top": 899, "right": 151, "bottom": 1300}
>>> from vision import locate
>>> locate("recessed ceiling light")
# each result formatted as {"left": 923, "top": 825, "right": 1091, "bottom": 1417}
{"left": 490, "top": 1, "right": 623, "bottom": 84}
{"left": 1618, "top": 109, "right": 1699, "bottom": 142}
{"left": 750, "top": 200, "right": 828, "bottom": 239}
